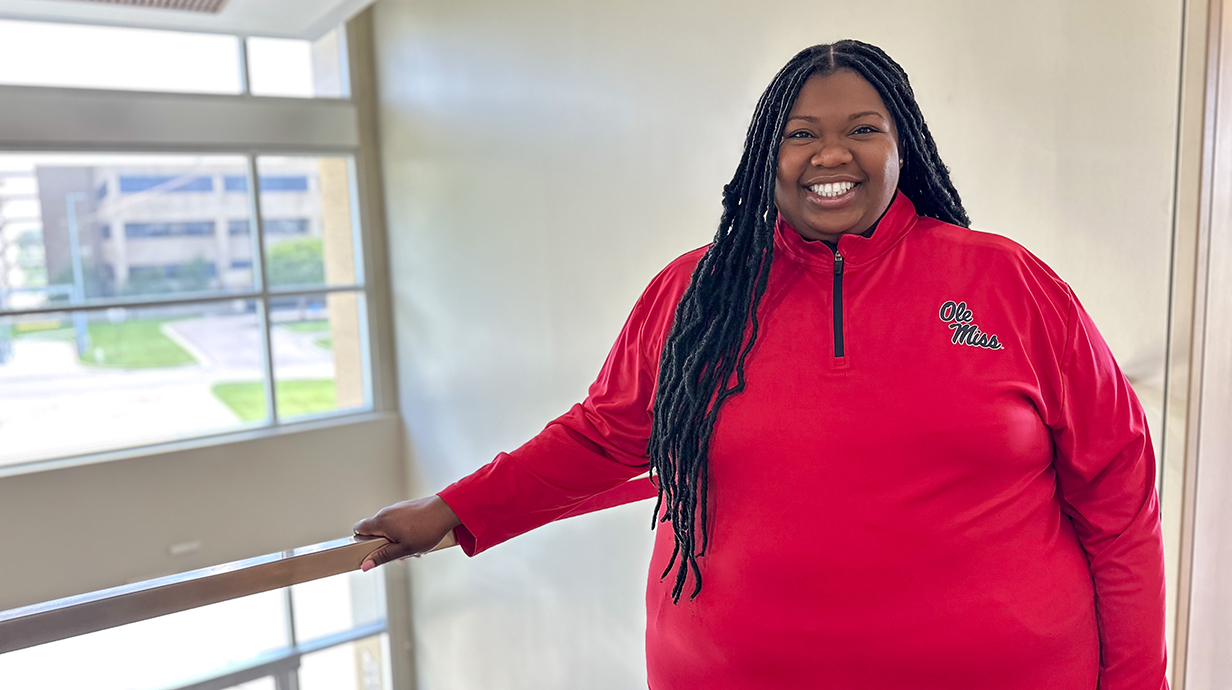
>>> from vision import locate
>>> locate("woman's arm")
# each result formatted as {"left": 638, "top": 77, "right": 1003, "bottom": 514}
{"left": 1050, "top": 289, "right": 1168, "bottom": 690}
{"left": 354, "top": 249, "right": 701, "bottom": 563}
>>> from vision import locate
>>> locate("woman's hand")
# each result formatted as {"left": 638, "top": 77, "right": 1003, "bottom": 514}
{"left": 352, "top": 496, "right": 462, "bottom": 571}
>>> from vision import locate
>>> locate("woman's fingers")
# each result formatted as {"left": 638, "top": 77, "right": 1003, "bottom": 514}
{"left": 361, "top": 541, "right": 417, "bottom": 572}
{"left": 352, "top": 496, "right": 462, "bottom": 572}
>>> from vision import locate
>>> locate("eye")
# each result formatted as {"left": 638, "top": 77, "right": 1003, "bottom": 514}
{"left": 784, "top": 129, "right": 814, "bottom": 139}
{"left": 851, "top": 125, "right": 879, "bottom": 135}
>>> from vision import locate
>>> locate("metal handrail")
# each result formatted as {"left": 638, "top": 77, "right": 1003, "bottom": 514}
{"left": 0, "top": 533, "right": 453, "bottom": 655}
{"left": 0, "top": 477, "right": 653, "bottom": 657}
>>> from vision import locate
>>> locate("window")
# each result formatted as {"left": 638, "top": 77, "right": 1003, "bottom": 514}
{"left": 0, "top": 19, "right": 242, "bottom": 94}
{"left": 0, "top": 9, "right": 394, "bottom": 690}
{"left": 226, "top": 175, "right": 312, "bottom": 193}
{"left": 247, "top": 34, "right": 349, "bottom": 99}
{"left": 119, "top": 175, "right": 214, "bottom": 194}
{"left": 0, "top": 151, "right": 370, "bottom": 467}
{"left": 0, "top": 20, "right": 348, "bottom": 100}
{"left": 231, "top": 218, "right": 311, "bottom": 235}
{"left": 124, "top": 221, "right": 217, "bottom": 238}
{"left": 258, "top": 176, "right": 311, "bottom": 192}
{"left": 267, "top": 219, "right": 311, "bottom": 234}
{"left": 0, "top": 571, "right": 390, "bottom": 690}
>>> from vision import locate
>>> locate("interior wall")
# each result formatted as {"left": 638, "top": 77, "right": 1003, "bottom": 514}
{"left": 371, "top": 1, "right": 1183, "bottom": 688}
{"left": 0, "top": 414, "right": 404, "bottom": 610}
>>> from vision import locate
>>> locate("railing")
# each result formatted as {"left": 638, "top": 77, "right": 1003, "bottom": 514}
{"left": 0, "top": 533, "right": 454, "bottom": 656}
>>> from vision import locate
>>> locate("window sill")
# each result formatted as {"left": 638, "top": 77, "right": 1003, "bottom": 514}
{"left": 0, "top": 408, "right": 399, "bottom": 479}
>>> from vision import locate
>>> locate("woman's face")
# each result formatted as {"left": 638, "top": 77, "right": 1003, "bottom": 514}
{"left": 774, "top": 69, "right": 901, "bottom": 243}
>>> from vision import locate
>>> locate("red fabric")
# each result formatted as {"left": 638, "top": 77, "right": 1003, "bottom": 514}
{"left": 438, "top": 193, "right": 1168, "bottom": 690}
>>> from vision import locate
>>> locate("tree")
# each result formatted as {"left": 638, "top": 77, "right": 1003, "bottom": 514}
{"left": 266, "top": 238, "right": 325, "bottom": 287}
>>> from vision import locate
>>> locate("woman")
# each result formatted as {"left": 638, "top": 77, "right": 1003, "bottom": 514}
{"left": 355, "top": 40, "right": 1167, "bottom": 689}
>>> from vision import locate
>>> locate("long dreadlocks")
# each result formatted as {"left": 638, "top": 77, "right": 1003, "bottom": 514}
{"left": 648, "top": 40, "right": 971, "bottom": 602}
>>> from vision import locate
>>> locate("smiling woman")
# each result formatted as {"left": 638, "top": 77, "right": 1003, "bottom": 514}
{"left": 355, "top": 39, "right": 1168, "bottom": 690}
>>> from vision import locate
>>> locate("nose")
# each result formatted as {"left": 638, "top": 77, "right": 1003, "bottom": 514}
{"left": 811, "top": 141, "right": 853, "bottom": 168}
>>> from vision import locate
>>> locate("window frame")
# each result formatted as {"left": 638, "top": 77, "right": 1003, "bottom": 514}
{"left": 0, "top": 20, "right": 394, "bottom": 478}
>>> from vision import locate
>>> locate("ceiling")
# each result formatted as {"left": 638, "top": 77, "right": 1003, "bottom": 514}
{"left": 0, "top": 0, "right": 376, "bottom": 39}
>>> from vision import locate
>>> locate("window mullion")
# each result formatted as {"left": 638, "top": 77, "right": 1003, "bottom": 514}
{"left": 237, "top": 37, "right": 252, "bottom": 97}
{"left": 247, "top": 154, "right": 278, "bottom": 426}
{"left": 283, "top": 586, "right": 298, "bottom": 648}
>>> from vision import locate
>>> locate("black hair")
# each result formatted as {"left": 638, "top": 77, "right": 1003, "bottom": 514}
{"left": 648, "top": 40, "right": 969, "bottom": 602}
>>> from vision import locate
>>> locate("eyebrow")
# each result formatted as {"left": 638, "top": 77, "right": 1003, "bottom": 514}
{"left": 786, "top": 111, "right": 888, "bottom": 123}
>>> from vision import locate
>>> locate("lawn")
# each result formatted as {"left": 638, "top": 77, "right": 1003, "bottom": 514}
{"left": 16, "top": 318, "right": 195, "bottom": 368}
{"left": 212, "top": 379, "right": 337, "bottom": 422}
{"left": 80, "top": 320, "right": 196, "bottom": 368}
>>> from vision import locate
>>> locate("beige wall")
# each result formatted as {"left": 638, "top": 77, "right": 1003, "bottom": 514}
{"left": 372, "top": 1, "right": 1183, "bottom": 687}
{"left": 0, "top": 414, "right": 404, "bottom": 611}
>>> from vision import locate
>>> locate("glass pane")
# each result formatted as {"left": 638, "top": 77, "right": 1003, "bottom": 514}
{"left": 0, "top": 20, "right": 241, "bottom": 94}
{"left": 269, "top": 291, "right": 367, "bottom": 420}
{"left": 257, "top": 156, "right": 360, "bottom": 289}
{"left": 292, "top": 570, "right": 385, "bottom": 643}
{"left": 0, "top": 302, "right": 264, "bottom": 467}
{"left": 248, "top": 29, "right": 347, "bottom": 99}
{"left": 0, "top": 590, "right": 287, "bottom": 690}
{"left": 0, "top": 153, "right": 255, "bottom": 309}
{"left": 298, "top": 635, "right": 389, "bottom": 690}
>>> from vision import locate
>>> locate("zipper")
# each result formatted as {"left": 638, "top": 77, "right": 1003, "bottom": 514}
{"left": 833, "top": 251, "right": 845, "bottom": 358}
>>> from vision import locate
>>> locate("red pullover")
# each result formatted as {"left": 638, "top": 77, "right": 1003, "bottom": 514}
{"left": 438, "top": 193, "right": 1168, "bottom": 689}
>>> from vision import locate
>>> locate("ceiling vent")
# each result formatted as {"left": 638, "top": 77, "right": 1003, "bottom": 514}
{"left": 0, "top": 0, "right": 374, "bottom": 39}
{"left": 60, "top": 0, "right": 230, "bottom": 12}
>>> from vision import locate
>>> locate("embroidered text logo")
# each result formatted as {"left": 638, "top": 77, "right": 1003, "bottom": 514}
{"left": 938, "top": 300, "right": 1004, "bottom": 350}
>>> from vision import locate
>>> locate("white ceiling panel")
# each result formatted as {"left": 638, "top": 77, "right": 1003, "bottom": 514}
{"left": 0, "top": 0, "right": 375, "bottom": 39}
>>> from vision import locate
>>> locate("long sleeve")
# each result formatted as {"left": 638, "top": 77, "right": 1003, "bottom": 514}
{"left": 1049, "top": 288, "right": 1168, "bottom": 689}
{"left": 437, "top": 250, "right": 702, "bottom": 556}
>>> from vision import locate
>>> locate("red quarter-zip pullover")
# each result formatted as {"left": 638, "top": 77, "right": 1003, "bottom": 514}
{"left": 438, "top": 193, "right": 1168, "bottom": 689}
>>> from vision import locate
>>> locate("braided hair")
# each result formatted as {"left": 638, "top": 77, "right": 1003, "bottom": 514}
{"left": 648, "top": 40, "right": 970, "bottom": 602}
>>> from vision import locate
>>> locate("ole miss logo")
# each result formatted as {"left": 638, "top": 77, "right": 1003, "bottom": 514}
{"left": 939, "top": 300, "right": 1004, "bottom": 351}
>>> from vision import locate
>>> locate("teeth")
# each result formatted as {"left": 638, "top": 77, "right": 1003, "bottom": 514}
{"left": 809, "top": 181, "right": 855, "bottom": 197}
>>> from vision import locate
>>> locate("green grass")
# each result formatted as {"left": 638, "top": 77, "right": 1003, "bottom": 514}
{"left": 15, "top": 318, "right": 195, "bottom": 367}
{"left": 212, "top": 379, "right": 337, "bottom": 422}
{"left": 79, "top": 320, "right": 195, "bottom": 368}
{"left": 314, "top": 336, "right": 332, "bottom": 349}
{"left": 283, "top": 320, "right": 329, "bottom": 333}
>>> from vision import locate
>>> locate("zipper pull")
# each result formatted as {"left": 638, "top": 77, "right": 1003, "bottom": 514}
{"left": 834, "top": 252, "right": 844, "bottom": 275}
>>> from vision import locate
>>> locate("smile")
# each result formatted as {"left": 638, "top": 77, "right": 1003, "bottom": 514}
{"left": 808, "top": 181, "right": 857, "bottom": 197}
{"left": 804, "top": 181, "right": 859, "bottom": 209}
